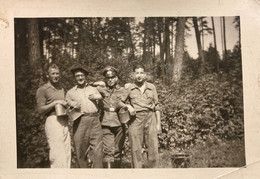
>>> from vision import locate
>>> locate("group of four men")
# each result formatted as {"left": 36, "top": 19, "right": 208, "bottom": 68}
{"left": 36, "top": 63, "right": 161, "bottom": 168}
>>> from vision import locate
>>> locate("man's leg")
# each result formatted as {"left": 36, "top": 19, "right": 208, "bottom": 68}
{"left": 128, "top": 112, "right": 146, "bottom": 168}
{"left": 102, "top": 126, "right": 114, "bottom": 168}
{"left": 113, "top": 125, "right": 125, "bottom": 168}
{"left": 45, "top": 115, "right": 71, "bottom": 168}
{"left": 144, "top": 112, "right": 159, "bottom": 168}
{"left": 73, "top": 117, "right": 90, "bottom": 168}
{"left": 89, "top": 115, "right": 103, "bottom": 168}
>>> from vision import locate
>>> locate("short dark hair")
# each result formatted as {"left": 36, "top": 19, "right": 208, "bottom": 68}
{"left": 133, "top": 63, "right": 145, "bottom": 72}
{"left": 47, "top": 63, "right": 59, "bottom": 74}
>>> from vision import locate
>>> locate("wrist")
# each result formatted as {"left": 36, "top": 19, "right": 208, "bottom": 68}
{"left": 53, "top": 101, "right": 58, "bottom": 106}
{"left": 126, "top": 104, "right": 132, "bottom": 109}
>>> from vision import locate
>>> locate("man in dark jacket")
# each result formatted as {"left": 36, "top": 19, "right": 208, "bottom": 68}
{"left": 95, "top": 66, "right": 135, "bottom": 168}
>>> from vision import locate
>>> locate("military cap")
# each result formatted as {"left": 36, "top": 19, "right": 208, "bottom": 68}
{"left": 70, "top": 64, "right": 89, "bottom": 75}
{"left": 103, "top": 66, "right": 118, "bottom": 78}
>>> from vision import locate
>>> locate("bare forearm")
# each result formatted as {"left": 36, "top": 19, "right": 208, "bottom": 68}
{"left": 38, "top": 100, "right": 67, "bottom": 115}
{"left": 37, "top": 101, "right": 56, "bottom": 115}
{"left": 155, "top": 110, "right": 161, "bottom": 131}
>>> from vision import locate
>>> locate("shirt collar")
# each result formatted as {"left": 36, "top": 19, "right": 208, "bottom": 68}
{"left": 105, "top": 84, "right": 120, "bottom": 91}
{"left": 75, "top": 83, "right": 89, "bottom": 90}
{"left": 130, "top": 81, "right": 152, "bottom": 91}
{"left": 46, "top": 81, "right": 60, "bottom": 90}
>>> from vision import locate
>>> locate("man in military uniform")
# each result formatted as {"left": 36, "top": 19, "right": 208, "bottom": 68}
{"left": 95, "top": 66, "right": 135, "bottom": 168}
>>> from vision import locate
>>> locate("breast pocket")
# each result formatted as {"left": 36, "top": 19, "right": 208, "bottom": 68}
{"left": 129, "top": 92, "right": 139, "bottom": 100}
{"left": 145, "top": 92, "right": 154, "bottom": 103}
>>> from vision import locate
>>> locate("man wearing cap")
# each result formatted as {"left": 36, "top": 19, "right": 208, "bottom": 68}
{"left": 94, "top": 66, "right": 135, "bottom": 168}
{"left": 36, "top": 63, "right": 71, "bottom": 168}
{"left": 123, "top": 64, "right": 161, "bottom": 168}
{"left": 66, "top": 64, "right": 103, "bottom": 168}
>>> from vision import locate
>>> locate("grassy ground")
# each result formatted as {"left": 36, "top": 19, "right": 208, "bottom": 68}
{"left": 189, "top": 138, "right": 246, "bottom": 168}
{"left": 157, "top": 138, "right": 246, "bottom": 168}
{"left": 37, "top": 137, "right": 246, "bottom": 168}
{"left": 121, "top": 138, "right": 245, "bottom": 168}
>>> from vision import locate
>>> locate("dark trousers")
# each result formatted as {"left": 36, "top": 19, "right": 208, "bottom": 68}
{"left": 128, "top": 111, "right": 159, "bottom": 168}
{"left": 102, "top": 125, "right": 125, "bottom": 167}
{"left": 73, "top": 115, "right": 103, "bottom": 168}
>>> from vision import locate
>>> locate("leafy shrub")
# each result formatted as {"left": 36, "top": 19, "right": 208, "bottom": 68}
{"left": 156, "top": 68, "right": 244, "bottom": 154}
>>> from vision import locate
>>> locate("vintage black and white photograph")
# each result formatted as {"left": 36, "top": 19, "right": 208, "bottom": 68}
{"left": 15, "top": 16, "right": 244, "bottom": 169}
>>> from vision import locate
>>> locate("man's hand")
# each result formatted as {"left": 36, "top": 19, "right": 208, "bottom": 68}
{"left": 88, "top": 94, "right": 101, "bottom": 100}
{"left": 124, "top": 83, "right": 131, "bottom": 89}
{"left": 156, "top": 123, "right": 162, "bottom": 134}
{"left": 55, "top": 100, "right": 68, "bottom": 107}
{"left": 127, "top": 105, "right": 136, "bottom": 116}
{"left": 93, "top": 81, "right": 106, "bottom": 87}
{"left": 69, "top": 101, "right": 81, "bottom": 109}
{"left": 155, "top": 111, "right": 161, "bottom": 133}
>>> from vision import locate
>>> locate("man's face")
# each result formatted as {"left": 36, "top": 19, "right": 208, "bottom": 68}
{"left": 74, "top": 71, "right": 86, "bottom": 86}
{"left": 47, "top": 68, "right": 60, "bottom": 84}
{"left": 106, "top": 75, "right": 118, "bottom": 87}
{"left": 134, "top": 68, "right": 146, "bottom": 83}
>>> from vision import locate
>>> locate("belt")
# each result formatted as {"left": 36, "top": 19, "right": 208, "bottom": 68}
{"left": 82, "top": 112, "right": 99, "bottom": 117}
{"left": 136, "top": 109, "right": 154, "bottom": 113}
{"left": 104, "top": 107, "right": 117, "bottom": 112}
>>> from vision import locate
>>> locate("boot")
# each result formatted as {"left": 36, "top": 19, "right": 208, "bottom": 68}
{"left": 114, "top": 159, "right": 122, "bottom": 168}
{"left": 104, "top": 161, "right": 113, "bottom": 168}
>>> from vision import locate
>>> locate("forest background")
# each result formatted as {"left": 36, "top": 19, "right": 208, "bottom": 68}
{"left": 15, "top": 17, "right": 244, "bottom": 168}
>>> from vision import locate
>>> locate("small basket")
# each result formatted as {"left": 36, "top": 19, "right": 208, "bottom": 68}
{"left": 171, "top": 153, "right": 191, "bottom": 168}
{"left": 118, "top": 107, "right": 130, "bottom": 124}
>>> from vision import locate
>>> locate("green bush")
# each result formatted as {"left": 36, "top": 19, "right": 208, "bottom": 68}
{"left": 157, "top": 69, "right": 244, "bottom": 153}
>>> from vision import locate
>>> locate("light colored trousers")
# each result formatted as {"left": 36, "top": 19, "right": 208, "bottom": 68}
{"left": 45, "top": 115, "right": 71, "bottom": 168}
{"left": 128, "top": 111, "right": 159, "bottom": 168}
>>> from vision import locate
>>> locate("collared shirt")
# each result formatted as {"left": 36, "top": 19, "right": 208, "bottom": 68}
{"left": 66, "top": 83, "right": 101, "bottom": 114}
{"left": 97, "top": 84, "right": 126, "bottom": 127}
{"left": 36, "top": 82, "right": 65, "bottom": 114}
{"left": 124, "top": 81, "right": 160, "bottom": 112}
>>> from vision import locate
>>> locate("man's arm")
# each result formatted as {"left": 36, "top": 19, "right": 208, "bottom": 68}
{"left": 117, "top": 85, "right": 136, "bottom": 116}
{"left": 36, "top": 87, "right": 66, "bottom": 115}
{"left": 88, "top": 87, "right": 102, "bottom": 100}
{"left": 153, "top": 85, "right": 161, "bottom": 133}
{"left": 65, "top": 90, "right": 81, "bottom": 109}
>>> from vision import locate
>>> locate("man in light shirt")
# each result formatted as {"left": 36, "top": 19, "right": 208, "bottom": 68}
{"left": 123, "top": 64, "right": 161, "bottom": 168}
{"left": 66, "top": 64, "right": 103, "bottom": 168}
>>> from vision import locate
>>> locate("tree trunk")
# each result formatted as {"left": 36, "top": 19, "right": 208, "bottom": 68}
{"left": 211, "top": 17, "right": 219, "bottom": 71}
{"left": 78, "top": 19, "right": 85, "bottom": 61}
{"left": 142, "top": 17, "right": 147, "bottom": 61}
{"left": 211, "top": 17, "right": 217, "bottom": 50}
{"left": 157, "top": 17, "right": 165, "bottom": 80}
{"left": 164, "top": 17, "right": 171, "bottom": 82}
{"left": 220, "top": 17, "right": 224, "bottom": 60}
{"left": 192, "top": 17, "right": 204, "bottom": 62}
{"left": 26, "top": 19, "right": 41, "bottom": 65}
{"left": 172, "top": 17, "right": 186, "bottom": 82}
{"left": 127, "top": 19, "right": 135, "bottom": 61}
{"left": 223, "top": 17, "right": 227, "bottom": 61}
{"left": 15, "top": 19, "right": 28, "bottom": 69}
{"left": 170, "top": 20, "right": 174, "bottom": 57}
{"left": 200, "top": 18, "right": 205, "bottom": 64}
